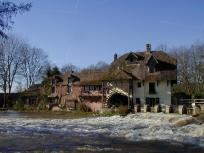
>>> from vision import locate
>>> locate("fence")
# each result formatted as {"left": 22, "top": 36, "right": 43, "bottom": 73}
{"left": 180, "top": 99, "right": 204, "bottom": 105}
{"left": 179, "top": 99, "right": 204, "bottom": 113}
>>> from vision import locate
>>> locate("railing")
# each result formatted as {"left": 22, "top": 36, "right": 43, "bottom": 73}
{"left": 80, "top": 90, "right": 103, "bottom": 97}
{"left": 179, "top": 99, "right": 204, "bottom": 105}
{"left": 0, "top": 108, "right": 8, "bottom": 111}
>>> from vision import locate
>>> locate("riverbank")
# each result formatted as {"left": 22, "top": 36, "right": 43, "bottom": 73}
{"left": 2, "top": 109, "right": 204, "bottom": 122}
{"left": 0, "top": 108, "right": 8, "bottom": 111}
{"left": 0, "top": 110, "right": 99, "bottom": 119}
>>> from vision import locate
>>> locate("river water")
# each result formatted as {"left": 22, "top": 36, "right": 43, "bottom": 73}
{"left": 0, "top": 111, "right": 204, "bottom": 153}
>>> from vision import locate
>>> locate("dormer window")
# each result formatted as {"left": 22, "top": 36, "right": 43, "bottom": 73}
{"left": 129, "top": 57, "right": 134, "bottom": 62}
{"left": 149, "top": 65, "right": 156, "bottom": 73}
{"left": 125, "top": 52, "right": 144, "bottom": 64}
{"left": 147, "top": 56, "right": 158, "bottom": 73}
{"left": 126, "top": 53, "right": 138, "bottom": 64}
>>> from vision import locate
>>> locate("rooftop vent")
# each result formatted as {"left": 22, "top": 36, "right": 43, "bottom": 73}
{"left": 114, "top": 53, "right": 117, "bottom": 61}
{"left": 146, "top": 44, "right": 151, "bottom": 52}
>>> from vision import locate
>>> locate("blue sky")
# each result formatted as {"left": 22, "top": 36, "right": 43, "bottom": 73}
{"left": 11, "top": 0, "right": 204, "bottom": 68}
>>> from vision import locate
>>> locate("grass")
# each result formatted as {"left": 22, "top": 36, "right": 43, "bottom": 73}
{"left": 100, "top": 111, "right": 119, "bottom": 117}
{"left": 12, "top": 111, "right": 97, "bottom": 119}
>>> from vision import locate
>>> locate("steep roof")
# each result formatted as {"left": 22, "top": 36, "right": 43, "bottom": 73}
{"left": 59, "top": 71, "right": 105, "bottom": 86}
{"left": 107, "top": 50, "right": 177, "bottom": 81}
{"left": 151, "top": 51, "right": 177, "bottom": 65}
{"left": 111, "top": 50, "right": 176, "bottom": 68}
{"left": 22, "top": 84, "right": 42, "bottom": 96}
{"left": 46, "top": 50, "right": 177, "bottom": 84}
{"left": 102, "top": 67, "right": 137, "bottom": 81}
{"left": 77, "top": 71, "right": 104, "bottom": 85}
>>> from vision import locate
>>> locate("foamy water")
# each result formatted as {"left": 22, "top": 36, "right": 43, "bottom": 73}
{"left": 0, "top": 112, "right": 204, "bottom": 148}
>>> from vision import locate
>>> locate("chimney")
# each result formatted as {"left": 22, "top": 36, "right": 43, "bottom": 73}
{"left": 114, "top": 53, "right": 117, "bottom": 61}
{"left": 146, "top": 44, "right": 151, "bottom": 52}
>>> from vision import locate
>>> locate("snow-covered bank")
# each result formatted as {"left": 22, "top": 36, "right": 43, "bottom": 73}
{"left": 0, "top": 113, "right": 204, "bottom": 147}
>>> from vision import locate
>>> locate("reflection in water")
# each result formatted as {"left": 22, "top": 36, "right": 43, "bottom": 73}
{"left": 0, "top": 111, "right": 204, "bottom": 153}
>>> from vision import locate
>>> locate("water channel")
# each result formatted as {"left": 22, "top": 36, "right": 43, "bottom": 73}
{"left": 0, "top": 111, "right": 204, "bottom": 153}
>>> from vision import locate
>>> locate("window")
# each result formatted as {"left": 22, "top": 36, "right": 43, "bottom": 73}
{"left": 84, "top": 86, "right": 89, "bottom": 92}
{"left": 94, "top": 86, "right": 97, "bottom": 90}
{"left": 135, "top": 98, "right": 140, "bottom": 105}
{"left": 126, "top": 53, "right": 138, "bottom": 64}
{"left": 67, "top": 78, "right": 72, "bottom": 94}
{"left": 94, "top": 85, "right": 102, "bottom": 91}
{"left": 90, "top": 85, "right": 94, "bottom": 91}
{"left": 129, "top": 57, "right": 134, "bottom": 62}
{"left": 145, "top": 97, "right": 160, "bottom": 107}
{"left": 149, "top": 65, "right": 155, "bottom": 73}
{"left": 146, "top": 97, "right": 150, "bottom": 105}
{"left": 137, "top": 82, "right": 141, "bottom": 88}
{"left": 156, "top": 98, "right": 160, "bottom": 105}
{"left": 51, "top": 79, "right": 55, "bottom": 85}
{"left": 149, "top": 83, "right": 156, "bottom": 94}
{"left": 147, "top": 56, "right": 157, "bottom": 73}
{"left": 99, "top": 86, "right": 102, "bottom": 91}
{"left": 68, "top": 78, "right": 72, "bottom": 85}
{"left": 67, "top": 85, "right": 71, "bottom": 94}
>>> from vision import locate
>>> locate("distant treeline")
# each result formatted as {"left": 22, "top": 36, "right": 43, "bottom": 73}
{"left": 169, "top": 42, "right": 204, "bottom": 99}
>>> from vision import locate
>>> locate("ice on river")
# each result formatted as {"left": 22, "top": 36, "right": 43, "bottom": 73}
{"left": 0, "top": 113, "right": 204, "bottom": 147}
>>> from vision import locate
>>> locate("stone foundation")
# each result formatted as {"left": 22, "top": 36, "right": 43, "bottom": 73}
{"left": 165, "top": 105, "right": 174, "bottom": 113}
{"left": 134, "top": 105, "right": 141, "bottom": 113}
{"left": 143, "top": 105, "right": 151, "bottom": 112}
{"left": 154, "top": 105, "right": 161, "bottom": 113}
{"left": 178, "top": 105, "right": 187, "bottom": 114}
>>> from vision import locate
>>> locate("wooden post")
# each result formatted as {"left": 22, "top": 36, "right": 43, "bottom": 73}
{"left": 128, "top": 79, "right": 131, "bottom": 109}
{"left": 128, "top": 79, "right": 133, "bottom": 109}
{"left": 102, "top": 81, "right": 104, "bottom": 104}
{"left": 128, "top": 95, "right": 130, "bottom": 109}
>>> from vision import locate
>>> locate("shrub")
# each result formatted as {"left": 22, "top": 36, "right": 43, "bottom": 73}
{"left": 13, "top": 98, "right": 25, "bottom": 111}
{"left": 37, "top": 100, "right": 47, "bottom": 111}
{"left": 101, "top": 111, "right": 115, "bottom": 116}
{"left": 100, "top": 108, "right": 118, "bottom": 116}
{"left": 37, "top": 94, "right": 49, "bottom": 111}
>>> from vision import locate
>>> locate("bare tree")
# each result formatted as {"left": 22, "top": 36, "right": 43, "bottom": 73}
{"left": 81, "top": 61, "right": 109, "bottom": 73}
{"left": 0, "top": 35, "right": 23, "bottom": 107}
{"left": 0, "top": 34, "right": 48, "bottom": 108}
{"left": 170, "top": 42, "right": 204, "bottom": 98}
{"left": 172, "top": 47, "right": 193, "bottom": 95}
{"left": 0, "top": 1, "right": 31, "bottom": 37}
{"left": 15, "top": 81, "right": 24, "bottom": 93}
{"left": 61, "top": 63, "right": 79, "bottom": 74}
{"left": 20, "top": 45, "right": 49, "bottom": 89}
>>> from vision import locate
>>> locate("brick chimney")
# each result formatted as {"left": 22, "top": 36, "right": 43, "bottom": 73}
{"left": 114, "top": 53, "right": 117, "bottom": 61}
{"left": 146, "top": 44, "right": 151, "bottom": 53}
